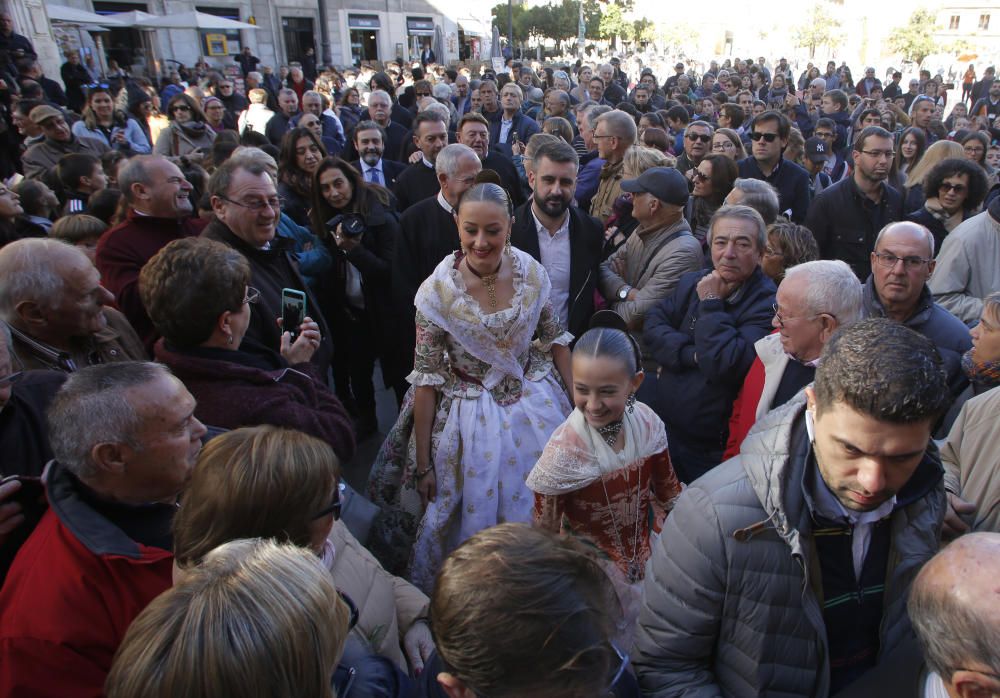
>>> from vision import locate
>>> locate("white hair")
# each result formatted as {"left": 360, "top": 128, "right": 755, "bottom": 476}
{"left": 783, "top": 260, "right": 864, "bottom": 325}
{"left": 422, "top": 102, "right": 451, "bottom": 123}
{"left": 368, "top": 89, "right": 391, "bottom": 106}
{"left": 436, "top": 143, "right": 479, "bottom": 177}
{"left": 0, "top": 238, "right": 83, "bottom": 320}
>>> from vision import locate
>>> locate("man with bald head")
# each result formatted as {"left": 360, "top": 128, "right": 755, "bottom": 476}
{"left": 97, "top": 155, "right": 206, "bottom": 349}
{"left": 910, "top": 533, "right": 1000, "bottom": 697}
{"left": 862, "top": 221, "right": 971, "bottom": 396}
{"left": 0, "top": 239, "right": 146, "bottom": 372}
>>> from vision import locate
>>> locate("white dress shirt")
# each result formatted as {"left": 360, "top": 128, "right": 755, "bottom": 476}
{"left": 533, "top": 209, "right": 572, "bottom": 330}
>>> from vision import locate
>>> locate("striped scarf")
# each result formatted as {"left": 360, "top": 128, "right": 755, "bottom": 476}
{"left": 962, "top": 349, "right": 1000, "bottom": 389}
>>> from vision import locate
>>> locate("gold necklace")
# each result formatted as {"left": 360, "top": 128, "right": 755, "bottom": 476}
{"left": 465, "top": 256, "right": 503, "bottom": 309}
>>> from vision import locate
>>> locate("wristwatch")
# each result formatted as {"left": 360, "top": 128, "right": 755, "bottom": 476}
{"left": 617, "top": 285, "right": 632, "bottom": 301}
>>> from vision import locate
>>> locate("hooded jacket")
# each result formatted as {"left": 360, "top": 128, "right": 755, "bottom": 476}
{"left": 634, "top": 397, "right": 946, "bottom": 697}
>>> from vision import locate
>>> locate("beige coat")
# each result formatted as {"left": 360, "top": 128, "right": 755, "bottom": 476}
{"left": 327, "top": 521, "right": 429, "bottom": 669}
{"left": 940, "top": 386, "right": 1000, "bottom": 533}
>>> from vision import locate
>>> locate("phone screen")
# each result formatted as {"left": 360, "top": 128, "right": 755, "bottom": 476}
{"left": 281, "top": 289, "right": 307, "bottom": 342}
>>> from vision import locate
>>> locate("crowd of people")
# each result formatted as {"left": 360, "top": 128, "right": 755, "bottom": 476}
{"left": 2, "top": 9, "right": 1000, "bottom": 695}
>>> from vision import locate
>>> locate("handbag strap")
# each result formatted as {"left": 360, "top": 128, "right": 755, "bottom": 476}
{"left": 634, "top": 228, "right": 691, "bottom": 283}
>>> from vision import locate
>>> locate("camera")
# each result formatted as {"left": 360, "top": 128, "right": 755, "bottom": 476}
{"left": 326, "top": 213, "right": 366, "bottom": 237}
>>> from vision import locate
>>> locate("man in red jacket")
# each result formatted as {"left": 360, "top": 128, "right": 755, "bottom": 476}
{"left": 724, "top": 259, "right": 862, "bottom": 458}
{"left": 96, "top": 155, "right": 208, "bottom": 352}
{"left": 0, "top": 361, "right": 207, "bottom": 697}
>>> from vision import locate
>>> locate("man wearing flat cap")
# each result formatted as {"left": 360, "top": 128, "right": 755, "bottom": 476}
{"left": 21, "top": 104, "right": 108, "bottom": 180}
{"left": 599, "top": 166, "right": 704, "bottom": 342}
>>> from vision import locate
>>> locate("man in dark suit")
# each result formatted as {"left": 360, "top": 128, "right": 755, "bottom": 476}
{"left": 394, "top": 144, "right": 482, "bottom": 371}
{"left": 511, "top": 139, "right": 603, "bottom": 337}
{"left": 457, "top": 112, "right": 525, "bottom": 208}
{"left": 452, "top": 74, "right": 471, "bottom": 115}
{"left": 420, "top": 44, "right": 436, "bottom": 67}
{"left": 349, "top": 120, "right": 406, "bottom": 190}
{"left": 393, "top": 111, "right": 448, "bottom": 211}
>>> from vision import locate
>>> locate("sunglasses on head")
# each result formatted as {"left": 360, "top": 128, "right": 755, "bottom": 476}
{"left": 750, "top": 132, "right": 779, "bottom": 142}
{"left": 686, "top": 133, "right": 711, "bottom": 143}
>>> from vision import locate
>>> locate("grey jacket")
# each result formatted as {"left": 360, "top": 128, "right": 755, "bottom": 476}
{"left": 634, "top": 397, "right": 945, "bottom": 697}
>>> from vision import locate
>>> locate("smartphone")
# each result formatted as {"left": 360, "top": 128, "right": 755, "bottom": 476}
{"left": 281, "top": 288, "right": 307, "bottom": 342}
{"left": 0, "top": 475, "right": 44, "bottom": 511}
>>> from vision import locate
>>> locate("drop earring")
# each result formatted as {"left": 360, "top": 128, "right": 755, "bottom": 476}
{"left": 626, "top": 393, "right": 636, "bottom": 413}
{"left": 504, "top": 233, "right": 512, "bottom": 256}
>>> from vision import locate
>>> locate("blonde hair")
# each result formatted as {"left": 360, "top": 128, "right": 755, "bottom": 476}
{"left": 172, "top": 426, "right": 338, "bottom": 568}
{"left": 906, "top": 140, "right": 965, "bottom": 190}
{"left": 49, "top": 214, "right": 107, "bottom": 245}
{"left": 106, "top": 538, "right": 349, "bottom": 698}
{"left": 623, "top": 145, "right": 672, "bottom": 178}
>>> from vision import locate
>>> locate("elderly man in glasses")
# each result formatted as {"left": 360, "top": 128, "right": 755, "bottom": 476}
{"left": 805, "top": 126, "right": 905, "bottom": 280}
{"left": 861, "top": 221, "right": 971, "bottom": 399}
{"left": 201, "top": 151, "right": 333, "bottom": 380}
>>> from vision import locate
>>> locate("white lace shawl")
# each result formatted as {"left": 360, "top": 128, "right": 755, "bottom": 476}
{"left": 414, "top": 248, "right": 552, "bottom": 390}
{"left": 526, "top": 401, "right": 669, "bottom": 496}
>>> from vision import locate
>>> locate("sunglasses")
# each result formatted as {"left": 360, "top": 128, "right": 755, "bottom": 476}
{"left": 172, "top": 105, "right": 192, "bottom": 112}
{"left": 750, "top": 132, "right": 779, "bottom": 142}
{"left": 939, "top": 182, "right": 968, "bottom": 194}
{"left": 692, "top": 170, "right": 711, "bottom": 182}
{"left": 686, "top": 133, "right": 711, "bottom": 143}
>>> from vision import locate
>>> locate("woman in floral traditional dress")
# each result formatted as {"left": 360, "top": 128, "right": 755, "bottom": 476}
{"left": 528, "top": 312, "right": 681, "bottom": 586}
{"left": 368, "top": 183, "right": 574, "bottom": 591}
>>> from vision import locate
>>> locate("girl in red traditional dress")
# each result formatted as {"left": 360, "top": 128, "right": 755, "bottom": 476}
{"left": 528, "top": 312, "right": 681, "bottom": 591}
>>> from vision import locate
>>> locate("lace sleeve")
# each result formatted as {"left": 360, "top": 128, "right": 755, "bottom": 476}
{"left": 534, "top": 301, "right": 574, "bottom": 352}
{"left": 406, "top": 310, "right": 448, "bottom": 387}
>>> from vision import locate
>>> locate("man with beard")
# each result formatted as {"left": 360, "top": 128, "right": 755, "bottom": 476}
{"left": 349, "top": 120, "right": 406, "bottom": 190}
{"left": 96, "top": 156, "right": 207, "bottom": 350}
{"left": 21, "top": 105, "right": 108, "bottom": 180}
{"left": 805, "top": 126, "right": 904, "bottom": 280}
{"left": 456, "top": 113, "right": 524, "bottom": 208}
{"left": 509, "top": 140, "right": 603, "bottom": 337}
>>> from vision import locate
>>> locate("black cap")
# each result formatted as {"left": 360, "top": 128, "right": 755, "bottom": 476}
{"left": 620, "top": 167, "right": 689, "bottom": 206}
{"left": 804, "top": 137, "right": 829, "bottom": 163}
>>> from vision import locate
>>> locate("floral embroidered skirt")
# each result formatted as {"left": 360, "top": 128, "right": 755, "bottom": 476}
{"left": 367, "top": 374, "right": 571, "bottom": 592}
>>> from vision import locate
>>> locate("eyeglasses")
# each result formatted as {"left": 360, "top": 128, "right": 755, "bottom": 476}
{"left": 242, "top": 286, "right": 260, "bottom": 305}
{"left": 172, "top": 105, "right": 192, "bottom": 113}
{"left": 873, "top": 251, "right": 931, "bottom": 270}
{"left": 712, "top": 140, "right": 735, "bottom": 150}
{"left": 859, "top": 149, "right": 895, "bottom": 160}
{"left": 219, "top": 195, "right": 284, "bottom": 211}
{"left": 772, "top": 303, "right": 835, "bottom": 327}
{"left": 0, "top": 350, "right": 24, "bottom": 388}
{"left": 84, "top": 82, "right": 110, "bottom": 90}
{"left": 415, "top": 91, "right": 431, "bottom": 97}
{"left": 312, "top": 482, "right": 343, "bottom": 521}
{"left": 750, "top": 132, "right": 779, "bottom": 142}
{"left": 593, "top": 133, "right": 614, "bottom": 140}
{"left": 686, "top": 133, "right": 712, "bottom": 143}
{"left": 338, "top": 589, "right": 359, "bottom": 630}
{"left": 692, "top": 170, "right": 710, "bottom": 182}
{"left": 764, "top": 245, "right": 782, "bottom": 257}
{"left": 939, "top": 182, "right": 968, "bottom": 194}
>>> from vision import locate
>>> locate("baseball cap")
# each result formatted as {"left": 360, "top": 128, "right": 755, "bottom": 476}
{"left": 620, "top": 167, "right": 689, "bottom": 206}
{"left": 804, "top": 137, "right": 829, "bottom": 163}
{"left": 29, "top": 104, "right": 62, "bottom": 125}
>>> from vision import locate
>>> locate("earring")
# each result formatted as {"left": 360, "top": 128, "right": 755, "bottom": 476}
{"left": 227, "top": 334, "right": 234, "bottom": 345}
{"left": 626, "top": 393, "right": 636, "bottom": 414}
{"left": 504, "top": 233, "right": 512, "bottom": 256}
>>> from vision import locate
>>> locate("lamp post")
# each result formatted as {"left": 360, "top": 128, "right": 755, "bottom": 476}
{"left": 317, "top": 0, "right": 332, "bottom": 66}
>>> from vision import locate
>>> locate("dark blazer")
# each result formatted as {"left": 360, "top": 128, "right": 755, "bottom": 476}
{"left": 488, "top": 111, "right": 541, "bottom": 159}
{"left": 510, "top": 202, "right": 604, "bottom": 338}
{"left": 482, "top": 150, "right": 526, "bottom": 208}
{"left": 392, "top": 160, "right": 439, "bottom": 212}
{"left": 349, "top": 158, "right": 406, "bottom": 190}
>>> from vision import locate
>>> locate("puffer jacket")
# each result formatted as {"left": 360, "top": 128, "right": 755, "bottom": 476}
{"left": 634, "top": 396, "right": 945, "bottom": 697}
{"left": 327, "top": 521, "right": 429, "bottom": 670}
